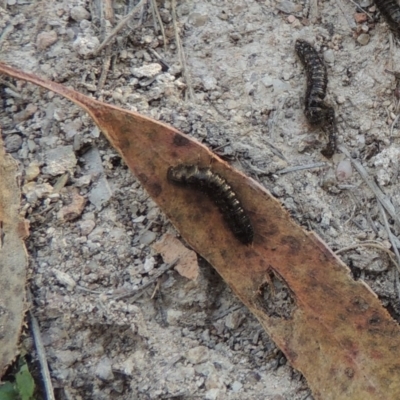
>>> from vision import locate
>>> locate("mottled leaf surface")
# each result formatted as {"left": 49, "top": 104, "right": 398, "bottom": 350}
{"left": 1, "top": 62, "right": 400, "bottom": 399}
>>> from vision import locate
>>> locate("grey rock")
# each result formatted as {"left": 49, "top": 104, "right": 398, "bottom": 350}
{"left": 187, "top": 346, "right": 209, "bottom": 364}
{"left": 357, "top": 33, "right": 370, "bottom": 46}
{"left": 95, "top": 357, "right": 114, "bottom": 381}
{"left": 82, "top": 147, "right": 112, "bottom": 209}
{"left": 323, "top": 49, "right": 335, "bottom": 64}
{"left": 225, "top": 311, "right": 245, "bottom": 330}
{"left": 88, "top": 176, "right": 112, "bottom": 209}
{"left": 79, "top": 220, "right": 96, "bottom": 236}
{"left": 5, "top": 134, "right": 22, "bottom": 152}
{"left": 231, "top": 381, "right": 243, "bottom": 392}
{"left": 43, "top": 145, "right": 77, "bottom": 176}
{"left": 139, "top": 230, "right": 157, "bottom": 245}
{"left": 70, "top": 5, "right": 90, "bottom": 22}
{"left": 132, "top": 63, "right": 162, "bottom": 79}
{"left": 276, "top": 0, "right": 302, "bottom": 14}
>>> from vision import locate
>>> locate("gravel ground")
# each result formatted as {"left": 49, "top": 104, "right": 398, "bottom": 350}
{"left": 1, "top": 0, "right": 400, "bottom": 399}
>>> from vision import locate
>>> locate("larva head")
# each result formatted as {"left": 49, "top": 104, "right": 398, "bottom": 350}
{"left": 295, "top": 39, "right": 312, "bottom": 57}
{"left": 167, "top": 164, "right": 197, "bottom": 184}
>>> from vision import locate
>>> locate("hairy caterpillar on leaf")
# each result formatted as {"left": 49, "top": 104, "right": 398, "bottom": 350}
{"left": 167, "top": 164, "right": 254, "bottom": 245}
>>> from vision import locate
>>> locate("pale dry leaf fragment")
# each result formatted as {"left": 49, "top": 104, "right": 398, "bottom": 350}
{"left": 152, "top": 233, "right": 199, "bottom": 280}
{"left": 0, "top": 130, "right": 28, "bottom": 377}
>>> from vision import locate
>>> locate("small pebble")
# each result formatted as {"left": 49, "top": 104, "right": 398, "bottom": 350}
{"left": 276, "top": 0, "right": 302, "bottom": 14}
{"left": 336, "top": 159, "right": 352, "bottom": 181}
{"left": 360, "top": 0, "right": 373, "bottom": 7}
{"left": 354, "top": 13, "right": 367, "bottom": 23}
{"left": 336, "top": 95, "right": 346, "bottom": 104}
{"left": 5, "top": 134, "right": 22, "bottom": 152}
{"left": 73, "top": 35, "right": 100, "bottom": 56}
{"left": 14, "top": 104, "right": 38, "bottom": 123}
{"left": 43, "top": 145, "right": 77, "bottom": 176}
{"left": 225, "top": 311, "right": 245, "bottom": 330}
{"left": 131, "top": 63, "right": 162, "bottom": 79}
{"left": 361, "top": 25, "right": 369, "bottom": 33}
{"left": 59, "top": 191, "right": 86, "bottom": 221}
{"left": 231, "top": 381, "right": 243, "bottom": 392}
{"left": 139, "top": 230, "right": 157, "bottom": 245}
{"left": 79, "top": 220, "right": 96, "bottom": 236}
{"left": 357, "top": 33, "right": 370, "bottom": 46}
{"left": 95, "top": 357, "right": 114, "bottom": 382}
{"left": 143, "top": 257, "right": 155, "bottom": 272}
{"left": 25, "top": 162, "right": 40, "bottom": 182}
{"left": 52, "top": 269, "right": 76, "bottom": 290}
{"left": 36, "top": 30, "right": 58, "bottom": 50}
{"left": 187, "top": 346, "right": 209, "bottom": 364}
{"left": 323, "top": 49, "right": 335, "bottom": 64}
{"left": 70, "top": 5, "right": 90, "bottom": 22}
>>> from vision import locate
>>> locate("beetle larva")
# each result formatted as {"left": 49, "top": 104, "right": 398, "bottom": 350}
{"left": 375, "top": 0, "right": 400, "bottom": 35}
{"left": 295, "top": 39, "right": 337, "bottom": 158}
{"left": 167, "top": 164, "right": 254, "bottom": 245}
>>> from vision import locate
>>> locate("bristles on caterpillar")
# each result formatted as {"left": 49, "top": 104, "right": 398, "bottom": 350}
{"left": 295, "top": 39, "right": 337, "bottom": 158}
{"left": 167, "top": 164, "right": 254, "bottom": 245}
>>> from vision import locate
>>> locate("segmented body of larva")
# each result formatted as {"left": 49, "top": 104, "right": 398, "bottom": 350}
{"left": 167, "top": 164, "right": 254, "bottom": 245}
{"left": 375, "top": 0, "right": 400, "bottom": 35}
{"left": 295, "top": 39, "right": 337, "bottom": 158}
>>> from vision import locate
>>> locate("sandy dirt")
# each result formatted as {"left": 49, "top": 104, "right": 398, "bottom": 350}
{"left": 1, "top": 0, "right": 400, "bottom": 399}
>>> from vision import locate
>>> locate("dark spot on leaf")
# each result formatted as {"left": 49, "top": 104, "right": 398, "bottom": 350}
{"left": 149, "top": 182, "right": 162, "bottom": 198}
{"left": 138, "top": 173, "right": 148, "bottom": 184}
{"left": 345, "top": 367, "right": 355, "bottom": 379}
{"left": 280, "top": 235, "right": 301, "bottom": 255}
{"left": 369, "top": 314, "right": 381, "bottom": 325}
{"left": 350, "top": 296, "right": 369, "bottom": 313}
{"left": 262, "top": 222, "right": 278, "bottom": 237}
{"left": 173, "top": 134, "right": 190, "bottom": 147}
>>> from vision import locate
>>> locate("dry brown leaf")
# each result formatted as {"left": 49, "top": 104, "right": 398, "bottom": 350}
{"left": 153, "top": 233, "right": 199, "bottom": 280}
{"left": 0, "top": 129, "right": 28, "bottom": 376}
{"left": 2, "top": 63, "right": 400, "bottom": 399}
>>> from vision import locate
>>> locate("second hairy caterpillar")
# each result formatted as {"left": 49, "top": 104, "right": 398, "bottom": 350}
{"left": 374, "top": 0, "right": 400, "bottom": 36}
{"left": 295, "top": 39, "right": 337, "bottom": 158}
{"left": 167, "top": 164, "right": 254, "bottom": 245}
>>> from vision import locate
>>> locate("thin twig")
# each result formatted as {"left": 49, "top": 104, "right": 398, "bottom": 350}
{"left": 377, "top": 202, "right": 400, "bottom": 273}
{"left": 171, "top": 0, "right": 194, "bottom": 101}
{"left": 111, "top": 258, "right": 179, "bottom": 301}
{"left": 97, "top": 0, "right": 114, "bottom": 91}
{"left": 277, "top": 162, "right": 327, "bottom": 175}
{"left": 150, "top": 0, "right": 167, "bottom": 51}
{"left": 338, "top": 144, "right": 400, "bottom": 227}
{"left": 27, "top": 289, "right": 55, "bottom": 400}
{"left": 0, "top": 24, "right": 14, "bottom": 51}
{"left": 336, "top": 241, "right": 398, "bottom": 267}
{"left": 347, "top": 191, "right": 379, "bottom": 235}
{"left": 97, "top": 46, "right": 112, "bottom": 91}
{"left": 92, "top": 0, "right": 147, "bottom": 56}
{"left": 150, "top": 278, "right": 162, "bottom": 299}
{"left": 390, "top": 114, "right": 399, "bottom": 138}
{"left": 377, "top": 202, "right": 400, "bottom": 301}
{"left": 343, "top": 191, "right": 357, "bottom": 226}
